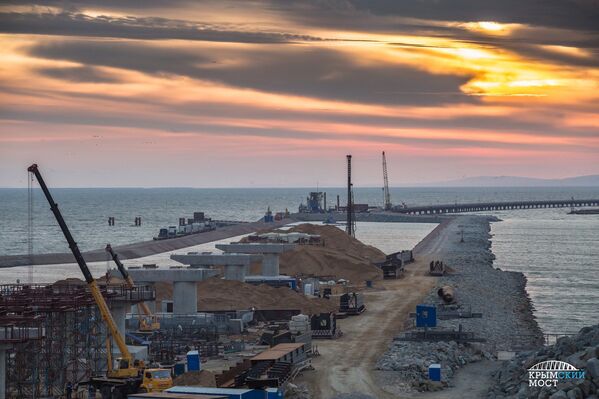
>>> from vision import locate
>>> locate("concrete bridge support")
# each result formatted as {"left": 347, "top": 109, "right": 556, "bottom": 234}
{"left": 111, "top": 303, "right": 128, "bottom": 339}
{"left": 224, "top": 264, "right": 247, "bottom": 281}
{"left": 170, "top": 253, "right": 253, "bottom": 282}
{"left": 216, "top": 243, "right": 296, "bottom": 277}
{"left": 128, "top": 267, "right": 217, "bottom": 315}
{"left": 262, "top": 253, "right": 280, "bottom": 276}
{"left": 173, "top": 281, "right": 197, "bottom": 314}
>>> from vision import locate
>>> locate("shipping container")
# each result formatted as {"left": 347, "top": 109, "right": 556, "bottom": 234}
{"left": 167, "top": 386, "right": 282, "bottom": 399}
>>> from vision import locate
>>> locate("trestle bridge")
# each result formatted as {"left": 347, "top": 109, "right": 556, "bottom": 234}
{"left": 394, "top": 199, "right": 599, "bottom": 215}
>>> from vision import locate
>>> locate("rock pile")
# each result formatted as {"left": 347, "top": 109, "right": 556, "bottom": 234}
{"left": 488, "top": 324, "right": 599, "bottom": 399}
{"left": 285, "top": 383, "right": 311, "bottom": 399}
{"left": 377, "top": 340, "right": 493, "bottom": 391}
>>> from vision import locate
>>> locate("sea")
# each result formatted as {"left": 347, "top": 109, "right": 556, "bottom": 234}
{"left": 0, "top": 186, "right": 598, "bottom": 335}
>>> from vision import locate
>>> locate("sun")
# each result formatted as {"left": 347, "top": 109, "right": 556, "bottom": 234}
{"left": 462, "top": 21, "right": 520, "bottom": 36}
{"left": 477, "top": 21, "right": 505, "bottom": 31}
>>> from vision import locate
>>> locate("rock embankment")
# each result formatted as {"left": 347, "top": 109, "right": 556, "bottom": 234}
{"left": 376, "top": 215, "right": 544, "bottom": 393}
{"left": 488, "top": 324, "right": 599, "bottom": 399}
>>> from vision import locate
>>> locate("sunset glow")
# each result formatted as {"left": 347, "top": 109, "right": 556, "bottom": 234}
{"left": 0, "top": 2, "right": 598, "bottom": 187}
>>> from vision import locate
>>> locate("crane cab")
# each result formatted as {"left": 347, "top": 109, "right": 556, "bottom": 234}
{"left": 107, "top": 357, "right": 140, "bottom": 379}
{"left": 139, "top": 315, "right": 160, "bottom": 331}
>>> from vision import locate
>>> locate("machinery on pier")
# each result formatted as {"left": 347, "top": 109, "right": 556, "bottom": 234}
{"left": 106, "top": 244, "right": 160, "bottom": 332}
{"left": 346, "top": 155, "right": 355, "bottom": 237}
{"left": 382, "top": 151, "right": 392, "bottom": 211}
{"left": 28, "top": 164, "right": 172, "bottom": 398}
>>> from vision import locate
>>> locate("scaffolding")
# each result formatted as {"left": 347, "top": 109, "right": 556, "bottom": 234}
{"left": 0, "top": 283, "right": 153, "bottom": 399}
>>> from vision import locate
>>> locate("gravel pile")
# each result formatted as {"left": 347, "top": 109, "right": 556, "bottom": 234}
{"left": 285, "top": 383, "right": 311, "bottom": 399}
{"left": 488, "top": 324, "right": 599, "bottom": 399}
{"left": 377, "top": 215, "right": 544, "bottom": 392}
{"left": 377, "top": 340, "right": 493, "bottom": 392}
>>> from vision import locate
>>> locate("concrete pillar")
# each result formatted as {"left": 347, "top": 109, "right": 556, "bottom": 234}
{"left": 111, "top": 303, "right": 128, "bottom": 338}
{"left": 110, "top": 304, "right": 128, "bottom": 356}
{"left": 173, "top": 281, "right": 197, "bottom": 314}
{"left": 224, "top": 264, "right": 247, "bottom": 281}
{"left": 262, "top": 253, "right": 279, "bottom": 276}
{"left": 0, "top": 345, "right": 7, "bottom": 399}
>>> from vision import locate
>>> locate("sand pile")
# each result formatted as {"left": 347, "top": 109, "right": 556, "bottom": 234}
{"left": 172, "top": 370, "right": 216, "bottom": 387}
{"left": 155, "top": 278, "right": 338, "bottom": 315}
{"left": 275, "top": 224, "right": 385, "bottom": 282}
{"left": 286, "top": 224, "right": 385, "bottom": 261}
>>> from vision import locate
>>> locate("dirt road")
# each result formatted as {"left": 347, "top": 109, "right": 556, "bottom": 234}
{"left": 295, "top": 219, "right": 456, "bottom": 398}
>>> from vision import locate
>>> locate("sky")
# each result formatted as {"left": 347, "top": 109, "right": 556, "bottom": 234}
{"left": 0, "top": 0, "right": 598, "bottom": 187}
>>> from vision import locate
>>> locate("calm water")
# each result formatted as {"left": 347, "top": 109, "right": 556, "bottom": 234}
{"left": 2, "top": 186, "right": 598, "bottom": 255}
{"left": 1, "top": 186, "right": 598, "bottom": 334}
{"left": 486, "top": 208, "right": 599, "bottom": 335}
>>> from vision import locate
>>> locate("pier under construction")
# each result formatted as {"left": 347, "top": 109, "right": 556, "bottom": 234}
{"left": 0, "top": 283, "right": 154, "bottom": 398}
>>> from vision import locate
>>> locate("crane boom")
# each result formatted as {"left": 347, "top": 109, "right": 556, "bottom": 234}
{"left": 27, "top": 164, "right": 134, "bottom": 367}
{"left": 106, "top": 244, "right": 158, "bottom": 330}
{"left": 382, "top": 151, "right": 392, "bottom": 211}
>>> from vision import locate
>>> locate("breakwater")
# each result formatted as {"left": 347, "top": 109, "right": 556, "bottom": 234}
{"left": 376, "top": 215, "right": 544, "bottom": 393}
{"left": 0, "top": 218, "right": 288, "bottom": 267}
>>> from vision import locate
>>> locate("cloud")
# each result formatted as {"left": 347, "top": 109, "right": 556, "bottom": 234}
{"left": 0, "top": 11, "right": 326, "bottom": 43}
{"left": 35, "top": 65, "right": 120, "bottom": 82}
{"left": 276, "top": 0, "right": 599, "bottom": 32}
{"left": 4, "top": 103, "right": 592, "bottom": 154}
{"left": 26, "top": 39, "right": 475, "bottom": 105}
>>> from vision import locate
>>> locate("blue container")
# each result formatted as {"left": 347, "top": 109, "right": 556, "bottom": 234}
{"left": 429, "top": 363, "right": 441, "bottom": 381}
{"left": 173, "top": 362, "right": 185, "bottom": 376}
{"left": 266, "top": 388, "right": 283, "bottom": 398}
{"left": 168, "top": 386, "right": 271, "bottom": 398}
{"left": 365, "top": 280, "right": 373, "bottom": 288}
{"left": 186, "top": 350, "right": 201, "bottom": 371}
{"left": 416, "top": 304, "right": 437, "bottom": 328}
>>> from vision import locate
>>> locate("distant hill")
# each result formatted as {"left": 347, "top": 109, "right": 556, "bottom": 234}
{"left": 427, "top": 175, "right": 599, "bottom": 187}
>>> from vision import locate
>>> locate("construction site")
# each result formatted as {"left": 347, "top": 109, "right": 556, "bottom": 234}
{"left": 1, "top": 152, "right": 560, "bottom": 399}
{"left": 1, "top": 155, "right": 427, "bottom": 399}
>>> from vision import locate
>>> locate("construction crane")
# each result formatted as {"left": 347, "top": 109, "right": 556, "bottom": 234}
{"left": 382, "top": 151, "right": 392, "bottom": 211}
{"left": 106, "top": 244, "right": 160, "bottom": 332}
{"left": 28, "top": 164, "right": 172, "bottom": 398}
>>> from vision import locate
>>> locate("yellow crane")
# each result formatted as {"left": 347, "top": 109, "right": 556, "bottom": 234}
{"left": 105, "top": 244, "right": 160, "bottom": 331}
{"left": 28, "top": 164, "right": 171, "bottom": 398}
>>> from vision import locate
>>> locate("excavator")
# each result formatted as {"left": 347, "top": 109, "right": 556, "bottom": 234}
{"left": 28, "top": 164, "right": 172, "bottom": 399}
{"left": 105, "top": 244, "right": 160, "bottom": 332}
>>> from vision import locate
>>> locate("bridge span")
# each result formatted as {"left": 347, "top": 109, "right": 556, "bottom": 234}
{"left": 394, "top": 199, "right": 599, "bottom": 215}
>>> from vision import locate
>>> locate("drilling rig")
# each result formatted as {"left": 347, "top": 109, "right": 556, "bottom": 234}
{"left": 382, "top": 151, "right": 392, "bottom": 211}
{"left": 346, "top": 155, "right": 355, "bottom": 237}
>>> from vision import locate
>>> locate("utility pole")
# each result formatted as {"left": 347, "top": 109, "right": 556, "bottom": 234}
{"left": 346, "top": 155, "right": 355, "bottom": 237}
